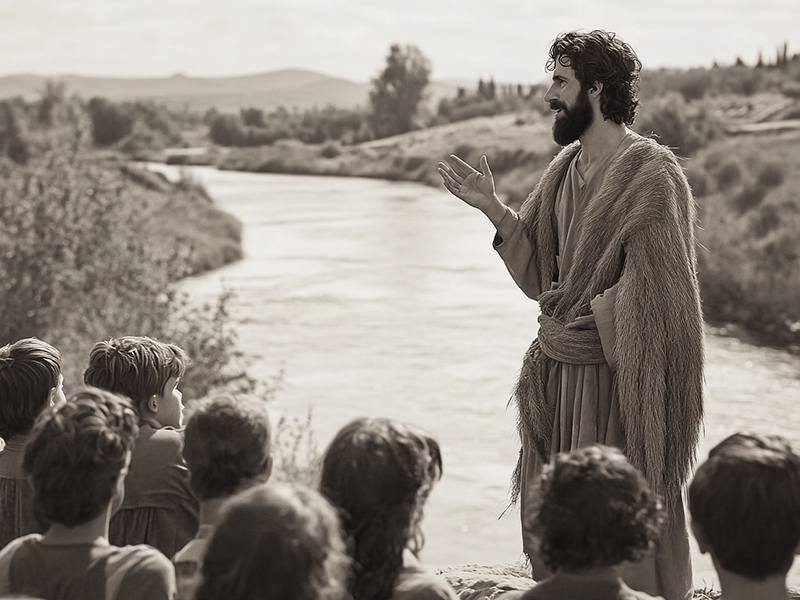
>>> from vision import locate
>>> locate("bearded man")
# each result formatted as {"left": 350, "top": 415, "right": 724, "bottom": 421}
{"left": 438, "top": 30, "right": 703, "bottom": 600}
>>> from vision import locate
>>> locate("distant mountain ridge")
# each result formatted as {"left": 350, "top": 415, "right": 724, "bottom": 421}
{"left": 0, "top": 68, "right": 466, "bottom": 112}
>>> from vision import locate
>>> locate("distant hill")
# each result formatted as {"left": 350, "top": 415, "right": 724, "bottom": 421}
{"left": 0, "top": 69, "right": 467, "bottom": 113}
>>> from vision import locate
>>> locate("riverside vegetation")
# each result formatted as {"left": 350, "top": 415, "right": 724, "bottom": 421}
{"left": 14, "top": 47, "right": 798, "bottom": 346}
{"left": 0, "top": 84, "right": 318, "bottom": 481}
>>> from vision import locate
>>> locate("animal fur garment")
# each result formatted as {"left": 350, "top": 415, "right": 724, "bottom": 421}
{"left": 513, "top": 137, "right": 705, "bottom": 512}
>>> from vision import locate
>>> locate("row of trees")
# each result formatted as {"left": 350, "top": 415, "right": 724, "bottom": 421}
{"left": 207, "top": 44, "right": 432, "bottom": 147}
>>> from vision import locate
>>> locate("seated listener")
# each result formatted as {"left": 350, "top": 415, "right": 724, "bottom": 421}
{"left": 689, "top": 433, "right": 800, "bottom": 600}
{"left": 0, "top": 387, "right": 176, "bottom": 600}
{"left": 505, "top": 445, "right": 665, "bottom": 600}
{"left": 84, "top": 335, "right": 199, "bottom": 558}
{"left": 173, "top": 394, "right": 273, "bottom": 600}
{"left": 0, "top": 338, "right": 65, "bottom": 548}
{"left": 196, "top": 482, "right": 349, "bottom": 600}
{"left": 320, "top": 418, "right": 458, "bottom": 600}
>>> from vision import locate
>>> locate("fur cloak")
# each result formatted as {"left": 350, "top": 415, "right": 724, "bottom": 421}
{"left": 514, "top": 136, "right": 704, "bottom": 510}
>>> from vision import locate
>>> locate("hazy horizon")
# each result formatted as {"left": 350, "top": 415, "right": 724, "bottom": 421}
{"left": 2, "top": 0, "right": 798, "bottom": 84}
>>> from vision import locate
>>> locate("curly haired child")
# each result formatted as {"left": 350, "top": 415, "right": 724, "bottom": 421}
{"left": 0, "top": 387, "right": 175, "bottom": 600}
{"left": 505, "top": 444, "right": 665, "bottom": 600}
{"left": 84, "top": 335, "right": 199, "bottom": 558}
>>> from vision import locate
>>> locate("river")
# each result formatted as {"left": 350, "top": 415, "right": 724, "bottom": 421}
{"left": 152, "top": 164, "right": 800, "bottom": 590}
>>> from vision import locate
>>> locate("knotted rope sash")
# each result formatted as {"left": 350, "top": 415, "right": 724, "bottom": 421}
{"left": 509, "top": 288, "right": 607, "bottom": 502}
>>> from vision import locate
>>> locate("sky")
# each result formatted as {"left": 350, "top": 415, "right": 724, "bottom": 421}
{"left": 1, "top": 0, "right": 798, "bottom": 84}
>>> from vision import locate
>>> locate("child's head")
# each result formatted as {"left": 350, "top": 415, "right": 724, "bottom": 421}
{"left": 197, "top": 483, "right": 349, "bottom": 600}
{"left": 83, "top": 336, "right": 187, "bottom": 427}
{"left": 689, "top": 432, "right": 800, "bottom": 580}
{"left": 320, "top": 417, "right": 442, "bottom": 600}
{"left": 23, "top": 386, "right": 138, "bottom": 528}
{"left": 182, "top": 394, "right": 273, "bottom": 502}
{"left": 532, "top": 444, "right": 664, "bottom": 572}
{"left": 0, "top": 338, "right": 64, "bottom": 441}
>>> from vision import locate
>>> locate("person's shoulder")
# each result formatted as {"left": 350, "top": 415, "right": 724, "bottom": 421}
{"left": 622, "top": 134, "right": 682, "bottom": 168}
{"left": 138, "top": 425, "right": 184, "bottom": 451}
{"left": 0, "top": 534, "right": 43, "bottom": 596}
{"left": 106, "top": 543, "right": 173, "bottom": 571}
{"left": 173, "top": 536, "right": 208, "bottom": 566}
{"left": 104, "top": 544, "right": 175, "bottom": 600}
{"left": 393, "top": 556, "right": 457, "bottom": 600}
{"left": 0, "top": 533, "right": 41, "bottom": 562}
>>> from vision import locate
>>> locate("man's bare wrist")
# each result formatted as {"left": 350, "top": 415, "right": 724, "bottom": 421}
{"left": 484, "top": 197, "right": 508, "bottom": 227}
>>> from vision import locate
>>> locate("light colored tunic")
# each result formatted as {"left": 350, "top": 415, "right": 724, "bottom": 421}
{"left": 493, "top": 133, "right": 691, "bottom": 600}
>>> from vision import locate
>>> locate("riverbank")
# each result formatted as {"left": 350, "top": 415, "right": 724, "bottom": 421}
{"left": 214, "top": 111, "right": 557, "bottom": 210}
{"left": 439, "top": 564, "right": 800, "bottom": 600}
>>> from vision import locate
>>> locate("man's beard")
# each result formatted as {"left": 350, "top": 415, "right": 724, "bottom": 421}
{"left": 551, "top": 86, "right": 593, "bottom": 146}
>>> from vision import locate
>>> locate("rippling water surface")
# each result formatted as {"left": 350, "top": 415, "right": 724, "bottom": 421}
{"left": 156, "top": 165, "right": 800, "bottom": 589}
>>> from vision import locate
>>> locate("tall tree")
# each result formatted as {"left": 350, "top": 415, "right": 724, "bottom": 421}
{"left": 368, "top": 44, "right": 431, "bottom": 139}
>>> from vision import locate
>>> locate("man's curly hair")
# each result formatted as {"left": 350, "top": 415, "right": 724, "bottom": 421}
{"left": 23, "top": 386, "right": 138, "bottom": 527}
{"left": 532, "top": 445, "right": 664, "bottom": 571}
{"left": 547, "top": 30, "right": 642, "bottom": 125}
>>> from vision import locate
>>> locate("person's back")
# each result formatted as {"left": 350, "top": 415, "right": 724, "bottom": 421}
{"left": 0, "top": 534, "right": 173, "bottom": 600}
{"left": 689, "top": 433, "right": 800, "bottom": 600}
{"left": 511, "top": 445, "right": 664, "bottom": 600}
{"left": 83, "top": 335, "right": 199, "bottom": 558}
{"left": 0, "top": 387, "right": 175, "bottom": 600}
{"left": 173, "top": 394, "right": 273, "bottom": 600}
{"left": 116, "top": 422, "right": 198, "bottom": 557}
{"left": 0, "top": 338, "right": 65, "bottom": 548}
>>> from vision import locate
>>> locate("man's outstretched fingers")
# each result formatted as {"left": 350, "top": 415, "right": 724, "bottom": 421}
{"left": 480, "top": 155, "right": 492, "bottom": 178}
{"left": 449, "top": 154, "right": 478, "bottom": 178}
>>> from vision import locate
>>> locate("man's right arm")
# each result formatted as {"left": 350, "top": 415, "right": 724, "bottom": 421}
{"left": 492, "top": 207, "right": 543, "bottom": 300}
{"left": 438, "top": 154, "right": 543, "bottom": 299}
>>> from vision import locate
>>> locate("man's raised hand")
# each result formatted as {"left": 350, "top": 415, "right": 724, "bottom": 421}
{"left": 438, "top": 154, "right": 499, "bottom": 212}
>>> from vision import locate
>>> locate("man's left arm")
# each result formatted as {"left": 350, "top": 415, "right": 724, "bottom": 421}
{"left": 590, "top": 283, "right": 619, "bottom": 368}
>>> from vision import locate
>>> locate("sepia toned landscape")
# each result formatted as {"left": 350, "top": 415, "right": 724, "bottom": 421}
{"left": 2, "top": 3, "right": 800, "bottom": 598}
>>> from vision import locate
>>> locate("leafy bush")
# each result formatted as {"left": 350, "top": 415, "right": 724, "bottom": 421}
{"left": 689, "top": 134, "right": 800, "bottom": 342}
{"left": 0, "top": 147, "right": 175, "bottom": 384}
{"left": 634, "top": 91, "right": 724, "bottom": 155}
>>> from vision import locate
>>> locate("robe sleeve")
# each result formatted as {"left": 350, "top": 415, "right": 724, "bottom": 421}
{"left": 591, "top": 282, "right": 619, "bottom": 368}
{"left": 492, "top": 206, "right": 543, "bottom": 300}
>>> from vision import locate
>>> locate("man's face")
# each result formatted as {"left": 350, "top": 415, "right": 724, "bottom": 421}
{"left": 544, "top": 60, "right": 594, "bottom": 146}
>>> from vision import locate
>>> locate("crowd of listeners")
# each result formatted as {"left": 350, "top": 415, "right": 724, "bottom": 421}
{"left": 0, "top": 335, "right": 799, "bottom": 600}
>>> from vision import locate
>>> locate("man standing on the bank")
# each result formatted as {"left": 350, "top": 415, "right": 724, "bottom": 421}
{"left": 438, "top": 30, "right": 703, "bottom": 600}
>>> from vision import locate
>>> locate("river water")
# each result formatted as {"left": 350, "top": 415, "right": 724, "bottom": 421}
{"left": 154, "top": 164, "right": 800, "bottom": 590}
